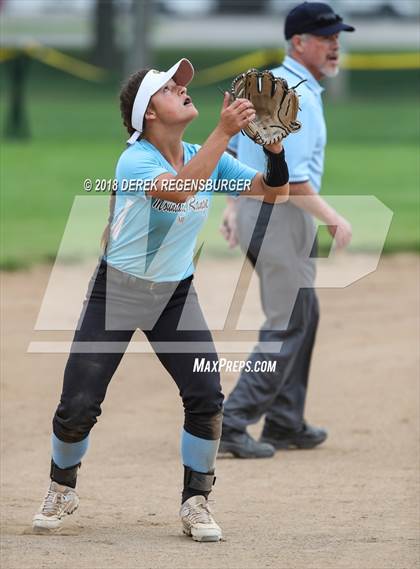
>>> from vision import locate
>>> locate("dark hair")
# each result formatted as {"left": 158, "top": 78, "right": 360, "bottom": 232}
{"left": 119, "top": 68, "right": 150, "bottom": 135}
{"left": 100, "top": 68, "right": 151, "bottom": 253}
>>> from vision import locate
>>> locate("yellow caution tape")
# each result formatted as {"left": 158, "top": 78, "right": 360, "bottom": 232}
{"left": 0, "top": 48, "right": 19, "bottom": 63}
{"left": 25, "top": 42, "right": 107, "bottom": 82}
{"left": 1, "top": 45, "right": 419, "bottom": 85}
{"left": 342, "top": 52, "right": 420, "bottom": 70}
{"left": 194, "top": 49, "right": 283, "bottom": 86}
{"left": 0, "top": 43, "right": 107, "bottom": 82}
{"left": 194, "top": 49, "right": 420, "bottom": 86}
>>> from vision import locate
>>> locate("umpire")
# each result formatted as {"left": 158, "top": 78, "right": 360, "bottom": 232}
{"left": 219, "top": 2, "right": 355, "bottom": 458}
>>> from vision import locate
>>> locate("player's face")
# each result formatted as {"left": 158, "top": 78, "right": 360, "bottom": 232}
{"left": 148, "top": 79, "right": 198, "bottom": 128}
{"left": 300, "top": 33, "right": 341, "bottom": 79}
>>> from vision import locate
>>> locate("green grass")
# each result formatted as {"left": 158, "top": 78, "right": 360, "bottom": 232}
{"left": 1, "top": 64, "right": 419, "bottom": 268}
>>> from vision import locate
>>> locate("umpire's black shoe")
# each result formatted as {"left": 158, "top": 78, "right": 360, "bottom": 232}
{"left": 218, "top": 429, "right": 275, "bottom": 459}
{"left": 260, "top": 422, "right": 327, "bottom": 450}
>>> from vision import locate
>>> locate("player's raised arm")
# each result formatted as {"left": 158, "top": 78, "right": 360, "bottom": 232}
{"left": 150, "top": 93, "right": 256, "bottom": 202}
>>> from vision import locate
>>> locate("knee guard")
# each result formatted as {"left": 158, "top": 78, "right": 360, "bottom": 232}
{"left": 53, "top": 397, "right": 99, "bottom": 443}
{"left": 184, "top": 410, "right": 223, "bottom": 440}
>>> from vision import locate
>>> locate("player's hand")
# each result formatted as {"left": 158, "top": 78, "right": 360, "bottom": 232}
{"left": 328, "top": 214, "right": 352, "bottom": 249}
{"left": 219, "top": 202, "right": 239, "bottom": 248}
{"left": 217, "top": 92, "right": 256, "bottom": 138}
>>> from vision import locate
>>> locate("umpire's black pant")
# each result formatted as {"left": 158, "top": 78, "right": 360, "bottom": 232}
{"left": 53, "top": 259, "right": 224, "bottom": 444}
{"left": 223, "top": 199, "right": 319, "bottom": 433}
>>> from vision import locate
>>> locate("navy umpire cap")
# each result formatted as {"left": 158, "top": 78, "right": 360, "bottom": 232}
{"left": 285, "top": 2, "right": 355, "bottom": 39}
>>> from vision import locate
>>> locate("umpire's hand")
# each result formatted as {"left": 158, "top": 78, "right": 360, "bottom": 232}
{"left": 220, "top": 199, "right": 239, "bottom": 248}
{"left": 328, "top": 214, "right": 352, "bottom": 249}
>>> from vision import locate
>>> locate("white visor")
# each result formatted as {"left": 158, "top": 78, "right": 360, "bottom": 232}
{"left": 127, "top": 58, "right": 195, "bottom": 145}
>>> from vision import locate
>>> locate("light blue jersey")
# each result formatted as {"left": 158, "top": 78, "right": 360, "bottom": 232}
{"left": 230, "top": 56, "right": 326, "bottom": 193}
{"left": 105, "top": 139, "right": 257, "bottom": 281}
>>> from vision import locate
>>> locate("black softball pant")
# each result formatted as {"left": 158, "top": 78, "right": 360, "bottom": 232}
{"left": 53, "top": 259, "right": 224, "bottom": 444}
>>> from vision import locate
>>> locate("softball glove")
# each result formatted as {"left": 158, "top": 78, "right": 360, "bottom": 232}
{"left": 231, "top": 68, "right": 303, "bottom": 145}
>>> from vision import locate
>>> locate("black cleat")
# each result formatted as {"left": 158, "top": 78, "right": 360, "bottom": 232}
{"left": 218, "top": 430, "right": 275, "bottom": 458}
{"left": 260, "top": 422, "right": 327, "bottom": 450}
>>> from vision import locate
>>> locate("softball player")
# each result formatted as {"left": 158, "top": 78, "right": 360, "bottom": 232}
{"left": 32, "top": 58, "right": 290, "bottom": 541}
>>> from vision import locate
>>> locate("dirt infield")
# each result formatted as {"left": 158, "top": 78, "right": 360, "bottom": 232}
{"left": 1, "top": 254, "right": 419, "bottom": 569}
